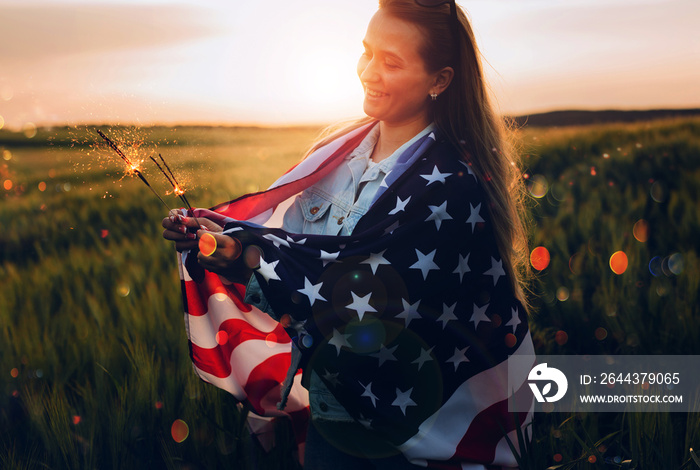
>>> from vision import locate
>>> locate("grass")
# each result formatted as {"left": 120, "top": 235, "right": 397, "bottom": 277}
{"left": 2, "top": 118, "right": 699, "bottom": 469}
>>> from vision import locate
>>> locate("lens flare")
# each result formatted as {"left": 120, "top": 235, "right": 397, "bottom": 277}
{"left": 0, "top": 115, "right": 4, "bottom": 130}
{"left": 265, "top": 333, "right": 278, "bottom": 348}
{"left": 199, "top": 233, "right": 217, "bottom": 257}
{"left": 527, "top": 174, "right": 548, "bottom": 198}
{"left": 530, "top": 246, "right": 550, "bottom": 271}
{"left": 171, "top": 419, "right": 189, "bottom": 443}
{"left": 595, "top": 327, "right": 608, "bottom": 341}
{"left": 3, "top": 179, "right": 12, "bottom": 190}
{"left": 23, "top": 122, "right": 37, "bottom": 139}
{"left": 556, "top": 287, "right": 570, "bottom": 302}
{"left": 668, "top": 253, "right": 683, "bottom": 275}
{"left": 2, "top": 150, "right": 11, "bottom": 161}
{"left": 609, "top": 251, "right": 628, "bottom": 275}
{"left": 555, "top": 330, "right": 568, "bottom": 346}
{"left": 633, "top": 219, "right": 649, "bottom": 242}
{"left": 38, "top": 181, "right": 47, "bottom": 192}
{"left": 72, "top": 415, "right": 81, "bottom": 425}
{"left": 10, "top": 368, "right": 19, "bottom": 378}
{"left": 216, "top": 330, "right": 229, "bottom": 345}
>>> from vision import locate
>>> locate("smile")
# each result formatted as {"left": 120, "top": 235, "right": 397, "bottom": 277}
{"left": 365, "top": 88, "right": 388, "bottom": 98}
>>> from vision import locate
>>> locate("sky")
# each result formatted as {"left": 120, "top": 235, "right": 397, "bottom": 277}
{"left": 0, "top": 0, "right": 698, "bottom": 129}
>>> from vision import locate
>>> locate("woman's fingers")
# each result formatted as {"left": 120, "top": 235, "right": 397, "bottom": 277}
{"left": 196, "top": 233, "right": 243, "bottom": 273}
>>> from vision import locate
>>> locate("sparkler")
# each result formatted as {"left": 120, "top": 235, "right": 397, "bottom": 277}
{"left": 149, "top": 154, "right": 199, "bottom": 225}
{"left": 95, "top": 129, "right": 171, "bottom": 211}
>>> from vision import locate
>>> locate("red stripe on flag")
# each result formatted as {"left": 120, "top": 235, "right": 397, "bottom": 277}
{"left": 190, "top": 341, "right": 232, "bottom": 378}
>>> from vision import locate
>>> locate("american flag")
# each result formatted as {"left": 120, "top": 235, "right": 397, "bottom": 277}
{"left": 178, "top": 123, "right": 534, "bottom": 468}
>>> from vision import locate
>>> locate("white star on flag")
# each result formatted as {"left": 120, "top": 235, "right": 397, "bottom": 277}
{"left": 396, "top": 298, "right": 422, "bottom": 327}
{"left": 410, "top": 248, "right": 440, "bottom": 280}
{"left": 425, "top": 200, "right": 453, "bottom": 230}
{"left": 484, "top": 257, "right": 505, "bottom": 286}
{"left": 322, "top": 369, "right": 341, "bottom": 387}
{"left": 470, "top": 302, "right": 491, "bottom": 329}
{"left": 257, "top": 257, "right": 281, "bottom": 283}
{"left": 370, "top": 344, "right": 398, "bottom": 367}
{"left": 388, "top": 195, "right": 411, "bottom": 215}
{"left": 297, "top": 277, "right": 326, "bottom": 306}
{"left": 420, "top": 166, "right": 452, "bottom": 185}
{"left": 318, "top": 250, "right": 340, "bottom": 267}
{"left": 466, "top": 203, "right": 485, "bottom": 233}
{"left": 263, "top": 233, "right": 290, "bottom": 248}
{"left": 346, "top": 292, "right": 377, "bottom": 321}
{"left": 361, "top": 250, "right": 391, "bottom": 274}
{"left": 453, "top": 252, "right": 471, "bottom": 282}
{"left": 437, "top": 302, "right": 458, "bottom": 329}
{"left": 447, "top": 346, "right": 470, "bottom": 371}
{"left": 359, "top": 381, "right": 379, "bottom": 407}
{"left": 392, "top": 387, "right": 417, "bottom": 415}
{"left": 328, "top": 328, "right": 352, "bottom": 356}
{"left": 506, "top": 307, "right": 521, "bottom": 333}
{"left": 412, "top": 346, "right": 434, "bottom": 371}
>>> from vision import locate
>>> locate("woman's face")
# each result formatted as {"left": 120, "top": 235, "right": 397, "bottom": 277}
{"left": 357, "top": 9, "right": 436, "bottom": 128}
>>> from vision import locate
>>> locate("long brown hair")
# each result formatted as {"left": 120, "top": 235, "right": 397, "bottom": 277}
{"left": 306, "top": 0, "right": 531, "bottom": 309}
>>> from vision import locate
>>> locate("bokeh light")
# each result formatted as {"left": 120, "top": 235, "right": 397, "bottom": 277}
{"left": 199, "top": 232, "right": 217, "bottom": 257}
{"left": 10, "top": 368, "right": 19, "bottom": 378}
{"left": 155, "top": 401, "right": 163, "bottom": 410}
{"left": 555, "top": 330, "right": 568, "bottom": 346}
{"left": 2, "top": 150, "right": 11, "bottom": 161}
{"left": 633, "top": 219, "right": 649, "bottom": 242}
{"left": 595, "top": 327, "right": 608, "bottom": 341}
{"left": 553, "top": 454, "right": 563, "bottom": 463}
{"left": 650, "top": 181, "right": 666, "bottom": 203}
{"left": 530, "top": 246, "right": 550, "bottom": 271}
{"left": 100, "top": 229, "right": 109, "bottom": 238}
{"left": 265, "top": 333, "right": 278, "bottom": 348}
{"left": 0, "top": 114, "right": 4, "bottom": 130}
{"left": 72, "top": 415, "right": 81, "bottom": 425}
{"left": 588, "top": 455, "right": 597, "bottom": 463}
{"left": 569, "top": 252, "right": 584, "bottom": 275}
{"left": 38, "top": 181, "right": 47, "bottom": 192}
{"left": 648, "top": 256, "right": 662, "bottom": 277}
{"left": 527, "top": 174, "right": 548, "bottom": 198}
{"left": 3, "top": 179, "right": 12, "bottom": 190}
{"left": 216, "top": 330, "right": 229, "bottom": 345}
{"left": 556, "top": 287, "right": 570, "bottom": 302}
{"left": 504, "top": 333, "right": 517, "bottom": 348}
{"left": 668, "top": 253, "right": 683, "bottom": 275}
{"left": 609, "top": 251, "right": 628, "bottom": 275}
{"left": 171, "top": 419, "right": 189, "bottom": 443}
{"left": 23, "top": 122, "right": 37, "bottom": 139}
{"left": 117, "top": 284, "right": 131, "bottom": 297}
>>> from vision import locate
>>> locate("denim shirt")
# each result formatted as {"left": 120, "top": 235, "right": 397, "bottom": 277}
{"left": 245, "top": 123, "right": 436, "bottom": 421}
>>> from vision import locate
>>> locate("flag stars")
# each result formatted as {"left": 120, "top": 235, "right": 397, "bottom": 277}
{"left": 410, "top": 249, "right": 440, "bottom": 280}
{"left": 447, "top": 346, "right": 470, "bottom": 371}
{"left": 412, "top": 346, "right": 434, "bottom": 371}
{"left": 359, "top": 381, "right": 379, "bottom": 407}
{"left": 383, "top": 220, "right": 401, "bottom": 236}
{"left": 322, "top": 369, "right": 341, "bottom": 387}
{"left": 506, "top": 307, "right": 521, "bottom": 333}
{"left": 453, "top": 252, "right": 471, "bottom": 282}
{"left": 484, "top": 257, "right": 505, "bottom": 286}
{"left": 437, "top": 302, "right": 458, "bottom": 329}
{"left": 420, "top": 166, "right": 452, "bottom": 186}
{"left": 328, "top": 328, "right": 352, "bottom": 356}
{"left": 318, "top": 250, "right": 340, "bottom": 267}
{"left": 361, "top": 250, "right": 391, "bottom": 274}
{"left": 470, "top": 303, "right": 491, "bottom": 329}
{"left": 263, "top": 233, "right": 290, "bottom": 248}
{"left": 392, "top": 387, "right": 417, "bottom": 415}
{"left": 370, "top": 344, "right": 398, "bottom": 367}
{"left": 425, "top": 200, "right": 453, "bottom": 230}
{"left": 396, "top": 299, "right": 422, "bottom": 327}
{"left": 388, "top": 195, "right": 411, "bottom": 215}
{"left": 346, "top": 292, "right": 377, "bottom": 321}
{"left": 256, "top": 258, "right": 281, "bottom": 283}
{"left": 466, "top": 203, "right": 485, "bottom": 233}
{"left": 297, "top": 277, "right": 326, "bottom": 306}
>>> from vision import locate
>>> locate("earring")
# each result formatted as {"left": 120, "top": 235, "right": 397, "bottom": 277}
{"left": 430, "top": 93, "right": 438, "bottom": 101}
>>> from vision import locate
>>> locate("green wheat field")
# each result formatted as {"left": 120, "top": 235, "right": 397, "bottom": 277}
{"left": 1, "top": 118, "right": 699, "bottom": 469}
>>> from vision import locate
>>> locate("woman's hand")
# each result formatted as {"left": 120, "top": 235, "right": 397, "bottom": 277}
{"left": 195, "top": 232, "right": 244, "bottom": 277}
{"left": 162, "top": 210, "right": 222, "bottom": 252}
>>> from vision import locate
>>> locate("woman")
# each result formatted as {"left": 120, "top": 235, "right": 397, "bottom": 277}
{"left": 163, "top": 1, "right": 534, "bottom": 468}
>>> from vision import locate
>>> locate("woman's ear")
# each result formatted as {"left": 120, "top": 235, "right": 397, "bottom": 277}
{"left": 430, "top": 66, "right": 454, "bottom": 97}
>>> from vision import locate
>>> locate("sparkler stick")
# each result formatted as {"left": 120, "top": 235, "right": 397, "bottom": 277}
{"left": 149, "top": 155, "right": 200, "bottom": 226}
{"left": 95, "top": 129, "right": 172, "bottom": 211}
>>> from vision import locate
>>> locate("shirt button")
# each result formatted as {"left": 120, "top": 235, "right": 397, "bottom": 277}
{"left": 319, "top": 402, "right": 329, "bottom": 412}
{"left": 310, "top": 206, "right": 320, "bottom": 215}
{"left": 337, "top": 216, "right": 345, "bottom": 225}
